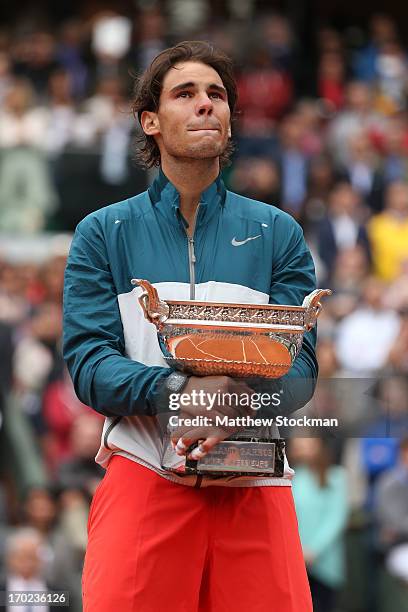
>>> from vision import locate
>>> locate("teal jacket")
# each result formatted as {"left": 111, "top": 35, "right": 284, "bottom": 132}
{"left": 63, "top": 170, "right": 318, "bottom": 487}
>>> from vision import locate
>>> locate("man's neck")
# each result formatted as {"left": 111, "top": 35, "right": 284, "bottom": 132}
{"left": 161, "top": 157, "right": 220, "bottom": 232}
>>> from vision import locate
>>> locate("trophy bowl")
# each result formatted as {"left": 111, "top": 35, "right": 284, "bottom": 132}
{"left": 132, "top": 279, "right": 331, "bottom": 379}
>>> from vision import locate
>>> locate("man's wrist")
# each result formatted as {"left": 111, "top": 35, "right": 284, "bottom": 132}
{"left": 153, "top": 371, "right": 190, "bottom": 412}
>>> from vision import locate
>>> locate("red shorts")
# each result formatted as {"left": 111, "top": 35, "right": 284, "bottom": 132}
{"left": 83, "top": 455, "right": 312, "bottom": 612}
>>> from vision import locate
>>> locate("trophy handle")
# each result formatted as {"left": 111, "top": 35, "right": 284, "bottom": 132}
{"left": 302, "top": 289, "right": 332, "bottom": 331}
{"left": 131, "top": 279, "right": 170, "bottom": 328}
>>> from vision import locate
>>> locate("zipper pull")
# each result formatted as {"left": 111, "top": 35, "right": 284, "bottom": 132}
{"left": 189, "top": 237, "right": 196, "bottom": 263}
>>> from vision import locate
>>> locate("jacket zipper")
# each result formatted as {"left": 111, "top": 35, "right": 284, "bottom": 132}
{"left": 185, "top": 204, "right": 201, "bottom": 486}
{"left": 185, "top": 203, "right": 200, "bottom": 300}
{"left": 187, "top": 235, "right": 196, "bottom": 299}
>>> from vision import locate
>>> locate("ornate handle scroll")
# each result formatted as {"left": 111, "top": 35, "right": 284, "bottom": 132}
{"left": 302, "top": 289, "right": 332, "bottom": 331}
{"left": 131, "top": 279, "right": 170, "bottom": 328}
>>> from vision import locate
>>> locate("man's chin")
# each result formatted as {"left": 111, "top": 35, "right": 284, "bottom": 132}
{"left": 180, "top": 143, "right": 226, "bottom": 160}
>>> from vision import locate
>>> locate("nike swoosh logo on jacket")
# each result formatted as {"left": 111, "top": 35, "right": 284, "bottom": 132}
{"left": 231, "top": 235, "right": 261, "bottom": 246}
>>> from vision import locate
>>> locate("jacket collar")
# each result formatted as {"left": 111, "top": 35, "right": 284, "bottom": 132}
{"left": 148, "top": 167, "right": 226, "bottom": 227}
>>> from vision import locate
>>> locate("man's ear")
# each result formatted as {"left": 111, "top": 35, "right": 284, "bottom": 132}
{"left": 140, "top": 111, "right": 160, "bottom": 136}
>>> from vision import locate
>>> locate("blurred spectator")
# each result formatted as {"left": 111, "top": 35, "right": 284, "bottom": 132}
{"left": 0, "top": 320, "right": 13, "bottom": 435}
{"left": 363, "top": 376, "right": 408, "bottom": 441}
{"left": 167, "top": 0, "right": 209, "bottom": 36}
{"left": 55, "top": 19, "right": 88, "bottom": 100}
{"left": 291, "top": 437, "right": 348, "bottom": 612}
{"left": 43, "top": 69, "right": 77, "bottom": 156}
{"left": 278, "top": 112, "right": 308, "bottom": 215}
{"left": 130, "top": 7, "right": 167, "bottom": 71}
{"left": 237, "top": 44, "right": 293, "bottom": 136}
{"left": 341, "top": 437, "right": 369, "bottom": 518}
{"left": 382, "top": 113, "right": 408, "bottom": 184}
{"left": 13, "top": 300, "right": 63, "bottom": 435}
{"left": 13, "top": 302, "right": 62, "bottom": 394}
{"left": 21, "top": 487, "right": 58, "bottom": 537}
{"left": 57, "top": 413, "right": 104, "bottom": 498}
{"left": 19, "top": 486, "right": 83, "bottom": 604}
{"left": 357, "top": 376, "right": 408, "bottom": 511}
{"left": 317, "top": 51, "right": 346, "bottom": 112}
{"left": 352, "top": 13, "right": 399, "bottom": 82}
{"left": 335, "top": 276, "right": 401, "bottom": 375}
{"left": 330, "top": 245, "right": 370, "bottom": 295}
{"left": 99, "top": 107, "right": 134, "bottom": 186}
{"left": 369, "top": 435, "right": 408, "bottom": 595}
{"left": 387, "top": 308, "right": 408, "bottom": 373}
{"left": 327, "top": 246, "right": 370, "bottom": 320}
{"left": 339, "top": 130, "right": 384, "bottom": 213}
{"left": 0, "top": 485, "right": 7, "bottom": 572}
{"left": 383, "top": 260, "right": 408, "bottom": 312}
{"left": 228, "top": 157, "right": 280, "bottom": 204}
{"left": 0, "top": 79, "right": 57, "bottom": 232}
{"left": 316, "top": 338, "right": 340, "bottom": 378}
{"left": 295, "top": 99, "right": 325, "bottom": 156}
{"left": 12, "top": 31, "right": 61, "bottom": 101}
{"left": 38, "top": 255, "right": 66, "bottom": 305}
{"left": 375, "top": 436, "right": 408, "bottom": 553}
{"left": 1, "top": 527, "right": 59, "bottom": 611}
{"left": 0, "top": 261, "right": 31, "bottom": 325}
{"left": 261, "top": 13, "right": 294, "bottom": 72}
{"left": 0, "top": 51, "right": 13, "bottom": 106}
{"left": 386, "top": 544, "right": 408, "bottom": 584}
{"left": 328, "top": 81, "right": 386, "bottom": 167}
{"left": 88, "top": 13, "right": 132, "bottom": 93}
{"left": 76, "top": 74, "right": 132, "bottom": 158}
{"left": 76, "top": 75, "right": 121, "bottom": 143}
{"left": 301, "top": 153, "right": 336, "bottom": 232}
{"left": 374, "top": 40, "right": 408, "bottom": 114}
{"left": 317, "top": 182, "right": 371, "bottom": 282}
{"left": 368, "top": 180, "right": 408, "bottom": 281}
{"left": 317, "top": 27, "right": 344, "bottom": 55}
{"left": 42, "top": 369, "right": 95, "bottom": 475}
{"left": 0, "top": 78, "right": 48, "bottom": 148}
{"left": 0, "top": 320, "right": 13, "bottom": 389}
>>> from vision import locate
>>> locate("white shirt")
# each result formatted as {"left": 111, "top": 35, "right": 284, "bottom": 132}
{"left": 335, "top": 307, "right": 400, "bottom": 374}
{"left": 0, "top": 109, "right": 49, "bottom": 148}
{"left": 332, "top": 214, "right": 359, "bottom": 249}
{"left": 349, "top": 162, "right": 373, "bottom": 195}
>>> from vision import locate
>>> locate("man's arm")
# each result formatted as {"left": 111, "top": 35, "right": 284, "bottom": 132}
{"left": 251, "top": 213, "right": 319, "bottom": 415}
{"left": 63, "top": 216, "right": 171, "bottom": 417}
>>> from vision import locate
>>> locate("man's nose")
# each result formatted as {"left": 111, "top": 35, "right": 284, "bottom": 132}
{"left": 196, "top": 94, "right": 213, "bottom": 115}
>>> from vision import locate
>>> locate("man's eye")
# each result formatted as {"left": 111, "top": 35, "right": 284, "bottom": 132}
{"left": 177, "top": 92, "right": 192, "bottom": 98}
{"left": 209, "top": 92, "right": 222, "bottom": 99}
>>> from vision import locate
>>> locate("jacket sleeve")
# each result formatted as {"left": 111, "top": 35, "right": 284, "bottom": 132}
{"left": 251, "top": 214, "right": 319, "bottom": 415}
{"left": 63, "top": 217, "right": 171, "bottom": 417}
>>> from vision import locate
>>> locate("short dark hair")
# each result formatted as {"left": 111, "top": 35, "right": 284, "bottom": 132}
{"left": 131, "top": 40, "right": 238, "bottom": 168}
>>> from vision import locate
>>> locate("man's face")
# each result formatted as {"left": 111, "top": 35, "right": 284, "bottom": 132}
{"left": 387, "top": 182, "right": 408, "bottom": 215}
{"left": 142, "top": 61, "right": 231, "bottom": 162}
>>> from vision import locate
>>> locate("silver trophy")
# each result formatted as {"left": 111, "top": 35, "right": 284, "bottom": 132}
{"left": 133, "top": 279, "right": 331, "bottom": 477}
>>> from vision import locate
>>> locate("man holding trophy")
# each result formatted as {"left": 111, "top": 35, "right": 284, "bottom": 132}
{"left": 64, "top": 41, "right": 327, "bottom": 611}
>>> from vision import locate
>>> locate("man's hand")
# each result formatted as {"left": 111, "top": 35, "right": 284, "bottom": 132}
{"left": 169, "top": 375, "right": 255, "bottom": 460}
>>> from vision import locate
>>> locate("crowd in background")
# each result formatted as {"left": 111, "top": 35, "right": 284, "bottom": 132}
{"left": 0, "top": 3, "right": 408, "bottom": 611}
